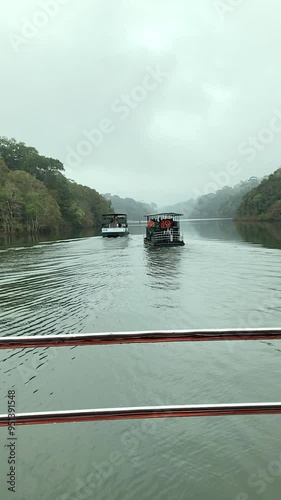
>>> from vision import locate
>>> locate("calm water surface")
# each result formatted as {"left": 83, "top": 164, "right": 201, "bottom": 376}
{"left": 1, "top": 220, "right": 281, "bottom": 500}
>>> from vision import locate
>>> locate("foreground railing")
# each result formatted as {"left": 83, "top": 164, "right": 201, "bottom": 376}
{"left": 0, "top": 328, "right": 280, "bottom": 426}
{"left": 1, "top": 403, "right": 281, "bottom": 427}
{"left": 1, "top": 328, "right": 281, "bottom": 349}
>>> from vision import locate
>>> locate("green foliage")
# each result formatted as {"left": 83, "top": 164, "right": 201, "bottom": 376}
{"left": 236, "top": 168, "right": 281, "bottom": 220}
{"left": 0, "top": 137, "right": 64, "bottom": 175}
{"left": 0, "top": 166, "right": 62, "bottom": 233}
{"left": 0, "top": 138, "right": 112, "bottom": 235}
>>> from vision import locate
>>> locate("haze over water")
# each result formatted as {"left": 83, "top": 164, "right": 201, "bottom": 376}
{"left": 1, "top": 220, "right": 281, "bottom": 500}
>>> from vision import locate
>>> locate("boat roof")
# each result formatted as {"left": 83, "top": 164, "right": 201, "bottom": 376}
{"left": 102, "top": 213, "right": 127, "bottom": 216}
{"left": 144, "top": 212, "right": 183, "bottom": 217}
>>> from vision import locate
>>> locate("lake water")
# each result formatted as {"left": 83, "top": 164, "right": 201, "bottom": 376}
{"left": 1, "top": 219, "right": 281, "bottom": 500}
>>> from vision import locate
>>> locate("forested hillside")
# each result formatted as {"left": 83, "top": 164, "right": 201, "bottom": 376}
{"left": 160, "top": 178, "right": 260, "bottom": 219}
{"left": 0, "top": 137, "right": 112, "bottom": 235}
{"left": 103, "top": 194, "right": 157, "bottom": 220}
{"left": 236, "top": 168, "right": 281, "bottom": 220}
{"left": 190, "top": 178, "right": 260, "bottom": 219}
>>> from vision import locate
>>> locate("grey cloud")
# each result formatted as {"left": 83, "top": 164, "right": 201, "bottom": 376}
{"left": 1, "top": 0, "right": 281, "bottom": 205}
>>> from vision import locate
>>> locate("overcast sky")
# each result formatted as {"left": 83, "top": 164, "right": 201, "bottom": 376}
{"left": 1, "top": 0, "right": 281, "bottom": 206}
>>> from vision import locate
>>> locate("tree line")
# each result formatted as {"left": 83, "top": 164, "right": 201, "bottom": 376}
{"left": 0, "top": 137, "right": 112, "bottom": 235}
{"left": 2, "top": 135, "right": 280, "bottom": 236}
{"left": 236, "top": 168, "right": 281, "bottom": 220}
{"left": 107, "top": 171, "right": 281, "bottom": 222}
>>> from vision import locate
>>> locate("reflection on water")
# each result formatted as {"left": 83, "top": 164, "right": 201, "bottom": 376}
{"left": 189, "top": 219, "right": 242, "bottom": 242}
{"left": 144, "top": 247, "right": 183, "bottom": 291}
{"left": 3, "top": 220, "right": 281, "bottom": 252}
{"left": 101, "top": 234, "right": 130, "bottom": 252}
{"left": 0, "top": 233, "right": 43, "bottom": 250}
{"left": 235, "top": 221, "right": 281, "bottom": 249}
{"left": 2, "top": 220, "right": 281, "bottom": 500}
{"left": 187, "top": 219, "right": 281, "bottom": 250}
{"left": 0, "top": 229, "right": 98, "bottom": 251}
{"left": 127, "top": 223, "right": 146, "bottom": 236}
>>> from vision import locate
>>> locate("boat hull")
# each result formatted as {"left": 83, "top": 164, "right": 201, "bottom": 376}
{"left": 102, "top": 228, "right": 129, "bottom": 237}
{"left": 144, "top": 238, "right": 185, "bottom": 247}
{"left": 102, "top": 232, "right": 129, "bottom": 238}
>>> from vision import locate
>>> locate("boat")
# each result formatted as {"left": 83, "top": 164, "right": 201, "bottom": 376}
{"left": 101, "top": 214, "right": 129, "bottom": 237}
{"left": 144, "top": 212, "right": 185, "bottom": 247}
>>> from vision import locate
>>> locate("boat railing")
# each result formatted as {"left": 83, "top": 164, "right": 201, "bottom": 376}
{"left": 151, "top": 230, "right": 182, "bottom": 242}
{"left": 0, "top": 328, "right": 281, "bottom": 426}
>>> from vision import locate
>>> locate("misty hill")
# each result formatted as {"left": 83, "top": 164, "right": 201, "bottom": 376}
{"left": 190, "top": 178, "right": 261, "bottom": 219}
{"left": 236, "top": 168, "right": 281, "bottom": 221}
{"left": 160, "top": 178, "right": 260, "bottom": 220}
{"left": 159, "top": 200, "right": 195, "bottom": 218}
{"left": 103, "top": 194, "right": 157, "bottom": 221}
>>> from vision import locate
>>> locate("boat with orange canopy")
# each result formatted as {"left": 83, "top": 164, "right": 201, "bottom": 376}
{"left": 144, "top": 212, "right": 185, "bottom": 246}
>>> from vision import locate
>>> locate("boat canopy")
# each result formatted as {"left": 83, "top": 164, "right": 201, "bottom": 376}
{"left": 144, "top": 212, "right": 183, "bottom": 219}
{"left": 145, "top": 212, "right": 183, "bottom": 216}
{"left": 102, "top": 213, "right": 127, "bottom": 220}
{"left": 102, "top": 213, "right": 127, "bottom": 217}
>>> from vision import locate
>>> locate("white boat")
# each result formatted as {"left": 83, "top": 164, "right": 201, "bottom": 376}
{"left": 101, "top": 213, "right": 129, "bottom": 237}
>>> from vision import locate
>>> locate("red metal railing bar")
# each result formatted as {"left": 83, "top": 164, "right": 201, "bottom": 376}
{"left": 0, "top": 328, "right": 281, "bottom": 349}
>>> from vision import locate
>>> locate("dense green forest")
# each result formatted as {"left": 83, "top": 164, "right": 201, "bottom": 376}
{"left": 236, "top": 168, "right": 281, "bottom": 221}
{"left": 103, "top": 194, "right": 157, "bottom": 220}
{"left": 0, "top": 137, "right": 112, "bottom": 235}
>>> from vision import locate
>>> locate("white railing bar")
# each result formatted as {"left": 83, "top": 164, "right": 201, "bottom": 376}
{"left": 1, "top": 403, "right": 281, "bottom": 426}
{"left": 1, "top": 328, "right": 281, "bottom": 349}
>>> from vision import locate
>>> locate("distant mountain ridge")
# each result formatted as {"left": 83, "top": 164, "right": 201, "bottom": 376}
{"left": 105, "top": 176, "right": 264, "bottom": 223}
{"left": 159, "top": 200, "right": 195, "bottom": 218}
{"left": 103, "top": 194, "right": 157, "bottom": 221}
